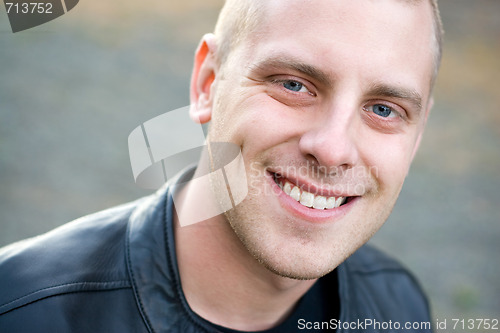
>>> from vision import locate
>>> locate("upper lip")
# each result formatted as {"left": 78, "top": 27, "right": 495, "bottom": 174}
{"left": 269, "top": 170, "right": 356, "bottom": 198}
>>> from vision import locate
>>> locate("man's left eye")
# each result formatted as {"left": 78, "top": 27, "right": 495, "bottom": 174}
{"left": 370, "top": 104, "right": 397, "bottom": 118}
{"left": 282, "top": 80, "right": 309, "bottom": 93}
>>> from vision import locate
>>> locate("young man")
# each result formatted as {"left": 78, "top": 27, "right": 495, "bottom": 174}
{"left": 0, "top": 0, "right": 443, "bottom": 332}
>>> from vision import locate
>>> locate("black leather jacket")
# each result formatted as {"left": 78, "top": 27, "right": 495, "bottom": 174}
{"left": 0, "top": 176, "right": 433, "bottom": 333}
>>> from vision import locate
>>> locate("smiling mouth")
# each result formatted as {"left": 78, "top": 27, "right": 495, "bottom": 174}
{"left": 271, "top": 172, "right": 349, "bottom": 210}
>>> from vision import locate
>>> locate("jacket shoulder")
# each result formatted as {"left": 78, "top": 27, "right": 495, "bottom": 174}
{"left": 0, "top": 199, "right": 143, "bottom": 315}
{"left": 340, "top": 244, "right": 432, "bottom": 331}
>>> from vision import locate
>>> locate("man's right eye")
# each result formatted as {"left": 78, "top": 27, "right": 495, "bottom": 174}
{"left": 266, "top": 76, "right": 318, "bottom": 104}
{"left": 282, "top": 80, "right": 308, "bottom": 93}
{"left": 270, "top": 78, "right": 315, "bottom": 95}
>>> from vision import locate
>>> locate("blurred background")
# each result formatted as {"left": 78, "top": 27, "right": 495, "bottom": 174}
{"left": 0, "top": 0, "right": 498, "bottom": 330}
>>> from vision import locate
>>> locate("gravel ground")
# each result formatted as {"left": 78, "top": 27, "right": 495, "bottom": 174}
{"left": 1, "top": 0, "right": 499, "bottom": 329}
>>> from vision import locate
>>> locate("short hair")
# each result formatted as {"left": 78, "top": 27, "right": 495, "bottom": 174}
{"left": 214, "top": 0, "right": 444, "bottom": 87}
{"left": 213, "top": 0, "right": 262, "bottom": 66}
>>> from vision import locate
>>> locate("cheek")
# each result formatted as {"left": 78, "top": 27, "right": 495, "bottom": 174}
{"left": 213, "top": 90, "right": 299, "bottom": 151}
{"left": 361, "top": 133, "right": 415, "bottom": 193}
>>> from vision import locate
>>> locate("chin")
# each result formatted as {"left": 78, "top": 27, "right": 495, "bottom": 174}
{"left": 268, "top": 236, "right": 360, "bottom": 280}
{"left": 227, "top": 210, "right": 353, "bottom": 280}
{"left": 260, "top": 257, "right": 339, "bottom": 281}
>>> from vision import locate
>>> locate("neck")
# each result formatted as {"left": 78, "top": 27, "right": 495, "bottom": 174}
{"left": 173, "top": 168, "right": 316, "bottom": 331}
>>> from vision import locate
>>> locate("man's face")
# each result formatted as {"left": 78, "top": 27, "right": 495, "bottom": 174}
{"left": 206, "top": 0, "right": 434, "bottom": 279}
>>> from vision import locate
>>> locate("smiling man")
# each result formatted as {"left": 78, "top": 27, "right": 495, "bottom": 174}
{"left": 177, "top": 0, "right": 440, "bottom": 329}
{"left": 0, "top": 0, "right": 442, "bottom": 332}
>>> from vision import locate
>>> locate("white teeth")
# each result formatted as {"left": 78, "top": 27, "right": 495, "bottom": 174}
{"left": 278, "top": 179, "right": 347, "bottom": 210}
{"left": 326, "top": 197, "right": 336, "bottom": 209}
{"left": 313, "top": 196, "right": 327, "bottom": 210}
{"left": 290, "top": 186, "right": 301, "bottom": 201}
{"left": 300, "top": 191, "right": 314, "bottom": 207}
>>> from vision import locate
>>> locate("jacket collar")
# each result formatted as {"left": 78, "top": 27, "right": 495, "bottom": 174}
{"left": 126, "top": 167, "right": 207, "bottom": 333}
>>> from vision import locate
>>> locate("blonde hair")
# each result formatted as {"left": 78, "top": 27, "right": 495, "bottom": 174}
{"left": 214, "top": 0, "right": 444, "bottom": 84}
{"left": 213, "top": 0, "right": 261, "bottom": 65}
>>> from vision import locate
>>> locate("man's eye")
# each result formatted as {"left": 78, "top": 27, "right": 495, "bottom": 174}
{"left": 282, "top": 80, "right": 308, "bottom": 93}
{"left": 370, "top": 104, "right": 396, "bottom": 118}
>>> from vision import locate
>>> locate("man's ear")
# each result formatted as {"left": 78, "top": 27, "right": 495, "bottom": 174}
{"left": 410, "top": 97, "right": 433, "bottom": 162}
{"left": 189, "top": 33, "right": 218, "bottom": 124}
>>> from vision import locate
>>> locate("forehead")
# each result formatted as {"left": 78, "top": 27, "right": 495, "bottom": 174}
{"left": 253, "top": 0, "right": 433, "bottom": 47}
{"left": 231, "top": 0, "right": 434, "bottom": 98}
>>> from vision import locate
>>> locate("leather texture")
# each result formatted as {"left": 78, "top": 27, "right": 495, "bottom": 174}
{"left": 0, "top": 171, "right": 432, "bottom": 333}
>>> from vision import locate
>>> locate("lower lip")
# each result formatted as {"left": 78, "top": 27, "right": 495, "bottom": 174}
{"left": 267, "top": 172, "right": 355, "bottom": 223}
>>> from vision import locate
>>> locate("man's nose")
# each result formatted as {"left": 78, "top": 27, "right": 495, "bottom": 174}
{"left": 298, "top": 105, "right": 360, "bottom": 175}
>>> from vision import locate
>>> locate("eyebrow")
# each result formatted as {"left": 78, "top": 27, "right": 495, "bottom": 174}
{"left": 367, "top": 83, "right": 423, "bottom": 115}
{"left": 247, "top": 56, "right": 334, "bottom": 87}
